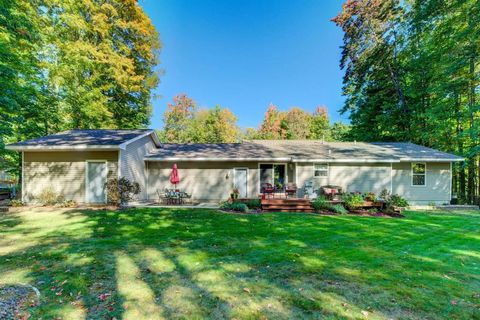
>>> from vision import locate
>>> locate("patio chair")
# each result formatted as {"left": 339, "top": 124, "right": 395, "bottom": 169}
{"left": 285, "top": 183, "right": 297, "bottom": 198}
{"left": 261, "top": 183, "right": 275, "bottom": 198}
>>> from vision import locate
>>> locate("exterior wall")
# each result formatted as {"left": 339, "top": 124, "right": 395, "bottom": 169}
{"left": 119, "top": 135, "right": 157, "bottom": 200}
{"left": 147, "top": 161, "right": 260, "bottom": 201}
{"left": 296, "top": 161, "right": 451, "bottom": 205}
{"left": 296, "top": 162, "right": 391, "bottom": 197}
{"left": 23, "top": 151, "right": 118, "bottom": 203}
{"left": 392, "top": 162, "right": 451, "bottom": 205}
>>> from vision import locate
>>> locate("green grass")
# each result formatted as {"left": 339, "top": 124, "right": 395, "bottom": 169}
{"left": 0, "top": 208, "right": 479, "bottom": 319}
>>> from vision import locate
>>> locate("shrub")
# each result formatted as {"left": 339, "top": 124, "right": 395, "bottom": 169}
{"left": 329, "top": 204, "right": 348, "bottom": 214}
{"left": 105, "top": 177, "right": 141, "bottom": 206}
{"left": 364, "top": 192, "right": 377, "bottom": 202}
{"left": 37, "top": 187, "right": 62, "bottom": 206}
{"left": 242, "top": 199, "right": 261, "bottom": 209}
{"left": 342, "top": 193, "right": 364, "bottom": 209}
{"left": 60, "top": 199, "right": 77, "bottom": 208}
{"left": 380, "top": 189, "right": 409, "bottom": 209}
{"left": 312, "top": 195, "right": 330, "bottom": 211}
{"left": 390, "top": 194, "right": 409, "bottom": 207}
{"left": 220, "top": 201, "right": 248, "bottom": 212}
{"left": 9, "top": 199, "right": 25, "bottom": 207}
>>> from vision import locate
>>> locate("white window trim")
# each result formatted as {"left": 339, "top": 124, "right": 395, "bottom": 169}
{"left": 85, "top": 160, "right": 109, "bottom": 203}
{"left": 411, "top": 162, "right": 427, "bottom": 187}
{"left": 313, "top": 163, "right": 329, "bottom": 178}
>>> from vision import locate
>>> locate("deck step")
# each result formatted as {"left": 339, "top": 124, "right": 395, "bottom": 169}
{"left": 261, "top": 198, "right": 314, "bottom": 212}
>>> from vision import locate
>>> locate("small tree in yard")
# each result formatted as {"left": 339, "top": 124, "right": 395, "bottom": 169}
{"left": 105, "top": 178, "right": 140, "bottom": 206}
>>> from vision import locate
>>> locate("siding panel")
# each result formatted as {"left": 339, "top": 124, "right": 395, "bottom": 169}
{"left": 120, "top": 135, "right": 157, "bottom": 200}
{"left": 147, "top": 161, "right": 259, "bottom": 201}
{"left": 392, "top": 162, "right": 450, "bottom": 205}
{"left": 296, "top": 162, "right": 391, "bottom": 197}
{"left": 23, "top": 151, "right": 118, "bottom": 203}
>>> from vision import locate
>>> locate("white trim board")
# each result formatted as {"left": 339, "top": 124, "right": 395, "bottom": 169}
{"left": 146, "top": 157, "right": 292, "bottom": 162}
{"left": 119, "top": 130, "right": 161, "bottom": 150}
{"left": 6, "top": 145, "right": 119, "bottom": 151}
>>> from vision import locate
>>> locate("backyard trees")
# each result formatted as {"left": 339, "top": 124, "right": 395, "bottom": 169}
{"left": 0, "top": 0, "right": 161, "bottom": 173}
{"left": 162, "top": 94, "right": 240, "bottom": 143}
{"left": 255, "top": 104, "right": 345, "bottom": 141}
{"left": 334, "top": 0, "right": 480, "bottom": 203}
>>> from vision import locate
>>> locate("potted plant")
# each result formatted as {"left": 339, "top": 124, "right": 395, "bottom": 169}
{"left": 230, "top": 188, "right": 240, "bottom": 200}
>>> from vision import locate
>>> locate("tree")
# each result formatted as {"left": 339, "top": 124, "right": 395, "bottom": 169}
{"left": 284, "top": 107, "right": 312, "bottom": 139}
{"left": 330, "top": 122, "right": 351, "bottom": 142}
{"left": 0, "top": 0, "right": 43, "bottom": 175}
{"left": 162, "top": 95, "right": 240, "bottom": 143}
{"left": 200, "top": 106, "right": 240, "bottom": 143}
{"left": 163, "top": 94, "right": 197, "bottom": 143}
{"left": 333, "top": 0, "right": 480, "bottom": 203}
{"left": 258, "top": 104, "right": 287, "bottom": 139}
{"left": 1, "top": 0, "right": 161, "bottom": 176}
{"left": 310, "top": 106, "right": 330, "bottom": 140}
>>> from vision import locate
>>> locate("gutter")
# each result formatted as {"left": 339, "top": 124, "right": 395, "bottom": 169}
{"left": 5, "top": 145, "right": 119, "bottom": 151}
{"left": 144, "top": 157, "right": 464, "bottom": 163}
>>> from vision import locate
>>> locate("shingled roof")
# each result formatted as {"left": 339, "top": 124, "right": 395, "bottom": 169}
{"left": 145, "top": 140, "right": 463, "bottom": 162}
{"left": 7, "top": 129, "right": 159, "bottom": 150}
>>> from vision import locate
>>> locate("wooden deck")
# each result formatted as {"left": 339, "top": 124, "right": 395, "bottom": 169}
{"left": 261, "top": 198, "right": 313, "bottom": 212}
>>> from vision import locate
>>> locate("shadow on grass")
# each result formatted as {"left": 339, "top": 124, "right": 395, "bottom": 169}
{"left": 0, "top": 208, "right": 479, "bottom": 319}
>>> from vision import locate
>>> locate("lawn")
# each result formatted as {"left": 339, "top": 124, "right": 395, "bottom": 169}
{"left": 0, "top": 208, "right": 479, "bottom": 319}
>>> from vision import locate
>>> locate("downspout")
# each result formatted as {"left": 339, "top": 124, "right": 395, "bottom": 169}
{"left": 117, "top": 150, "right": 122, "bottom": 179}
{"left": 390, "top": 162, "right": 393, "bottom": 194}
{"left": 449, "top": 162, "right": 453, "bottom": 203}
{"left": 21, "top": 151, "right": 25, "bottom": 202}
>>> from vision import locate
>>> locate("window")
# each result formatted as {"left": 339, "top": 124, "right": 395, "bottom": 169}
{"left": 314, "top": 163, "right": 328, "bottom": 177}
{"left": 412, "top": 162, "right": 426, "bottom": 186}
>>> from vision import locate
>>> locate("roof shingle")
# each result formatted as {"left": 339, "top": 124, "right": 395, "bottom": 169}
{"left": 145, "top": 140, "right": 463, "bottom": 162}
{"left": 8, "top": 129, "right": 152, "bottom": 147}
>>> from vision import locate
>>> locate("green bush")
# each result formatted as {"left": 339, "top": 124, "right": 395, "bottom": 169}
{"left": 329, "top": 204, "right": 348, "bottom": 215}
{"left": 390, "top": 194, "right": 409, "bottom": 207}
{"left": 380, "top": 189, "right": 409, "bottom": 209}
{"left": 342, "top": 193, "right": 364, "bottom": 209}
{"left": 37, "top": 187, "right": 62, "bottom": 206}
{"left": 312, "top": 195, "right": 330, "bottom": 211}
{"left": 220, "top": 201, "right": 248, "bottom": 212}
{"left": 242, "top": 199, "right": 261, "bottom": 209}
{"left": 105, "top": 177, "right": 141, "bottom": 206}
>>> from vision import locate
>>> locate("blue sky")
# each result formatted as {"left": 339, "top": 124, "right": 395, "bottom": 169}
{"left": 139, "top": 0, "right": 347, "bottom": 130}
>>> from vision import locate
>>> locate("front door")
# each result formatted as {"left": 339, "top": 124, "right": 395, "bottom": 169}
{"left": 86, "top": 161, "right": 107, "bottom": 203}
{"left": 234, "top": 168, "right": 248, "bottom": 198}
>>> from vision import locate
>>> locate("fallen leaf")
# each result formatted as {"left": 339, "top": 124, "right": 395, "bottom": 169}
{"left": 361, "top": 310, "right": 369, "bottom": 318}
{"left": 451, "top": 300, "right": 458, "bottom": 305}
{"left": 243, "top": 287, "right": 251, "bottom": 294}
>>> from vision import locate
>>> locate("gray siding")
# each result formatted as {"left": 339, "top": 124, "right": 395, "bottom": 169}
{"left": 120, "top": 135, "right": 157, "bottom": 200}
{"left": 392, "top": 162, "right": 450, "bottom": 205}
{"left": 296, "top": 162, "right": 391, "bottom": 197}
{"left": 23, "top": 151, "right": 118, "bottom": 203}
{"left": 147, "top": 161, "right": 260, "bottom": 201}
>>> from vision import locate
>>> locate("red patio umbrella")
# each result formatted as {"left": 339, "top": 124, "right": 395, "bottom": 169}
{"left": 170, "top": 163, "right": 180, "bottom": 188}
